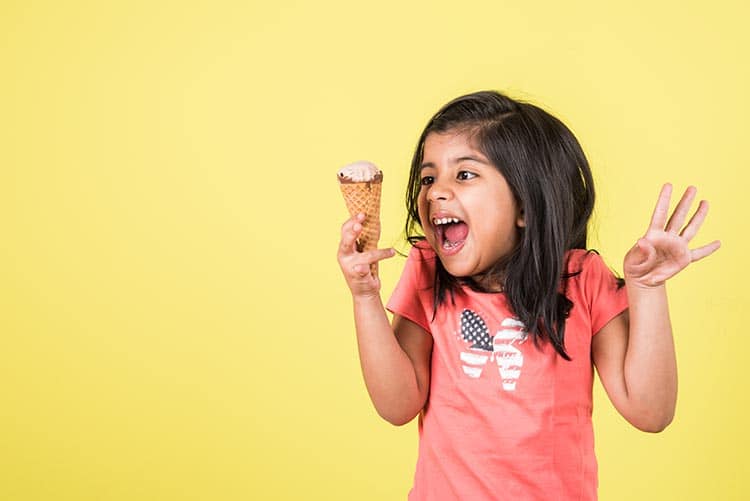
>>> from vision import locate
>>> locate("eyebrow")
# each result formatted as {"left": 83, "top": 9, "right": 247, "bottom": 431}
{"left": 420, "top": 155, "right": 489, "bottom": 170}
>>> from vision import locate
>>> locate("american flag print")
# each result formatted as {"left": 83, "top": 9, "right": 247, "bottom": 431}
{"left": 459, "top": 309, "right": 527, "bottom": 391}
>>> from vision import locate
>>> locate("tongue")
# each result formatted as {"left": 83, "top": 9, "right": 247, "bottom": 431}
{"left": 445, "top": 222, "right": 468, "bottom": 243}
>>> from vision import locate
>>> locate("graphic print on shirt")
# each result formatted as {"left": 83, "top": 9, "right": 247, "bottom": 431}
{"left": 459, "top": 309, "right": 527, "bottom": 391}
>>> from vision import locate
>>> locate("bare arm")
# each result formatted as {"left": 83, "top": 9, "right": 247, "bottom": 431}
{"left": 593, "top": 306, "right": 676, "bottom": 432}
{"left": 338, "top": 214, "right": 432, "bottom": 425}
{"left": 593, "top": 184, "right": 721, "bottom": 432}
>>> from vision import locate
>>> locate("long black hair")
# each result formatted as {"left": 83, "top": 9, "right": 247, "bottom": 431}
{"left": 405, "top": 91, "right": 596, "bottom": 360}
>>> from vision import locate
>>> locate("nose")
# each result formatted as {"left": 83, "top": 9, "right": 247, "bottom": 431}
{"left": 426, "top": 177, "right": 453, "bottom": 203}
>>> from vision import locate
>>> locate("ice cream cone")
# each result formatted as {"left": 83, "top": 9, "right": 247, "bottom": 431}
{"left": 337, "top": 161, "right": 383, "bottom": 277}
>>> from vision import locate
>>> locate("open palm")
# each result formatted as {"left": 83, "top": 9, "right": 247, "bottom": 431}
{"left": 624, "top": 184, "right": 721, "bottom": 288}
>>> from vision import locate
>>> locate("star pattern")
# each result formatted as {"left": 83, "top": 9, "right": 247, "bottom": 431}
{"left": 460, "top": 309, "right": 493, "bottom": 351}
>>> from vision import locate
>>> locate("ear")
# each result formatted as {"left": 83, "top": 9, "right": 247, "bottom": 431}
{"left": 516, "top": 208, "right": 526, "bottom": 228}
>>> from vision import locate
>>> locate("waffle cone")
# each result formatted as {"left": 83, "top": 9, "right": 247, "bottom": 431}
{"left": 339, "top": 180, "right": 382, "bottom": 276}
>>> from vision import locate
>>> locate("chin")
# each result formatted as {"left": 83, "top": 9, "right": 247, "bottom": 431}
{"left": 439, "top": 257, "right": 477, "bottom": 279}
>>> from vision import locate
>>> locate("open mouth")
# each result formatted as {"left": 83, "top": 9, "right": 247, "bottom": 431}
{"left": 433, "top": 216, "right": 469, "bottom": 255}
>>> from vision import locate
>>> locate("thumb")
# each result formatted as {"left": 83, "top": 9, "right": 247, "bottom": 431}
{"left": 625, "top": 238, "right": 655, "bottom": 273}
{"left": 633, "top": 238, "right": 653, "bottom": 263}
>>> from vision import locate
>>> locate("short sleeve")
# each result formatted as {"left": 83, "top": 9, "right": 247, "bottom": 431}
{"left": 577, "top": 251, "right": 629, "bottom": 334}
{"left": 386, "top": 244, "right": 435, "bottom": 334}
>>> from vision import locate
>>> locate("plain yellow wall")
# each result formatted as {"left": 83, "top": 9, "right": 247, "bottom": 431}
{"left": 1, "top": 1, "right": 747, "bottom": 499}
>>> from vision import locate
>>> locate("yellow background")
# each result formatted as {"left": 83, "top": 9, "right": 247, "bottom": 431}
{"left": 1, "top": 1, "right": 747, "bottom": 499}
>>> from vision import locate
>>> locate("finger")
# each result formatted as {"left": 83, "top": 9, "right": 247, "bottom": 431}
{"left": 360, "top": 247, "right": 397, "bottom": 264}
{"left": 629, "top": 238, "right": 656, "bottom": 269}
{"left": 665, "top": 186, "right": 697, "bottom": 233}
{"left": 338, "top": 214, "right": 366, "bottom": 254}
{"left": 690, "top": 240, "right": 721, "bottom": 262}
{"left": 352, "top": 263, "right": 372, "bottom": 277}
{"left": 649, "top": 183, "right": 673, "bottom": 231}
{"left": 680, "top": 200, "right": 709, "bottom": 241}
{"left": 339, "top": 213, "right": 365, "bottom": 234}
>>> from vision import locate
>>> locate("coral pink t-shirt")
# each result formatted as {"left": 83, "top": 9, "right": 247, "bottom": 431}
{"left": 386, "top": 243, "right": 628, "bottom": 501}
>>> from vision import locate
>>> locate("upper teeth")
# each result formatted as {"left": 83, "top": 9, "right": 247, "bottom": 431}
{"left": 433, "top": 217, "right": 460, "bottom": 225}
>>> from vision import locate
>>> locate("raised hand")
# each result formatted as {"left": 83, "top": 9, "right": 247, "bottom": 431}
{"left": 623, "top": 184, "right": 721, "bottom": 288}
{"left": 337, "top": 213, "right": 396, "bottom": 297}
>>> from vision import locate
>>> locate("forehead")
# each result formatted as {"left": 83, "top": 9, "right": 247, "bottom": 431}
{"left": 422, "top": 130, "right": 488, "bottom": 164}
{"left": 424, "top": 130, "right": 481, "bottom": 151}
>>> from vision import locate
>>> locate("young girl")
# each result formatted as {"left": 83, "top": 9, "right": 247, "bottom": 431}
{"left": 336, "top": 91, "right": 720, "bottom": 500}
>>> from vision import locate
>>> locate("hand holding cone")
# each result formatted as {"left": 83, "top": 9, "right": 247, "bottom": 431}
{"left": 337, "top": 161, "right": 383, "bottom": 277}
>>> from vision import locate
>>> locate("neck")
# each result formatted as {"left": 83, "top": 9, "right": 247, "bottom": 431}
{"left": 470, "top": 271, "right": 505, "bottom": 293}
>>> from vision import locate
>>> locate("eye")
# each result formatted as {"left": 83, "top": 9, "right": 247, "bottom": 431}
{"left": 420, "top": 176, "right": 435, "bottom": 186}
{"left": 457, "top": 171, "right": 477, "bottom": 181}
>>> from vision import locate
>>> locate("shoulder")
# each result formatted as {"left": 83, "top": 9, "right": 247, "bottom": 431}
{"left": 388, "top": 241, "right": 437, "bottom": 333}
{"left": 403, "top": 240, "right": 437, "bottom": 288}
{"left": 564, "top": 248, "right": 624, "bottom": 302}
{"left": 409, "top": 239, "right": 437, "bottom": 259}
{"left": 565, "top": 249, "right": 628, "bottom": 330}
{"left": 565, "top": 249, "right": 616, "bottom": 278}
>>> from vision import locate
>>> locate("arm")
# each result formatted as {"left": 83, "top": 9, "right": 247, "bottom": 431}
{"left": 338, "top": 214, "right": 433, "bottom": 426}
{"left": 593, "top": 184, "right": 721, "bottom": 433}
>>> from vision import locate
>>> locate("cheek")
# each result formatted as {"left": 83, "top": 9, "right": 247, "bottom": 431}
{"left": 417, "top": 194, "right": 429, "bottom": 220}
{"left": 476, "top": 208, "right": 518, "bottom": 243}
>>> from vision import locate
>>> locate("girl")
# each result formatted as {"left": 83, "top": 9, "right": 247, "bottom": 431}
{"left": 336, "top": 91, "right": 720, "bottom": 500}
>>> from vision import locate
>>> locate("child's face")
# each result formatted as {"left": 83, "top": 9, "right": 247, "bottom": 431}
{"left": 417, "top": 131, "right": 524, "bottom": 284}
